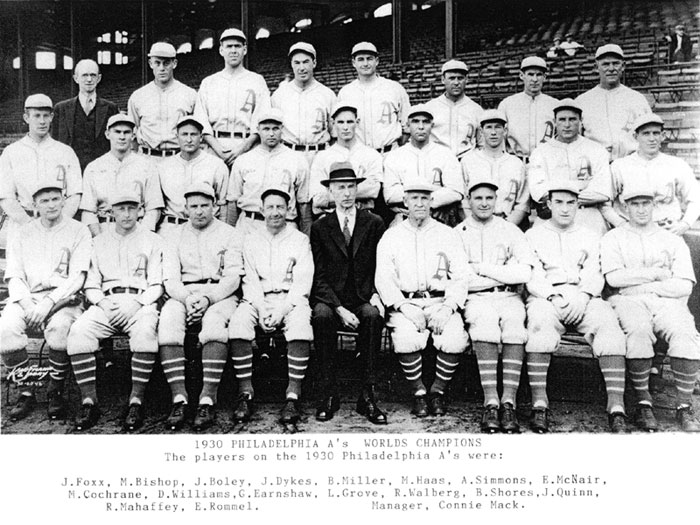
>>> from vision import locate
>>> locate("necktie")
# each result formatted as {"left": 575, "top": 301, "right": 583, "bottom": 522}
{"left": 84, "top": 97, "right": 94, "bottom": 114}
{"left": 342, "top": 215, "right": 351, "bottom": 247}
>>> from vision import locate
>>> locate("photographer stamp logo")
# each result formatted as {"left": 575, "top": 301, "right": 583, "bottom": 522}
{"left": 6, "top": 364, "right": 51, "bottom": 387}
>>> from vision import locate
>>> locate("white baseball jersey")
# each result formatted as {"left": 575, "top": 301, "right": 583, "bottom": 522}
{"left": 337, "top": 76, "right": 410, "bottom": 149}
{"left": 271, "top": 79, "right": 336, "bottom": 146}
{"left": 127, "top": 80, "right": 197, "bottom": 150}
{"left": 575, "top": 84, "right": 651, "bottom": 160}
{"left": 497, "top": 92, "right": 558, "bottom": 157}
{"left": 383, "top": 142, "right": 463, "bottom": 206}
{"left": 158, "top": 151, "right": 229, "bottom": 219}
{"left": 309, "top": 141, "right": 383, "bottom": 213}
{"left": 0, "top": 135, "right": 82, "bottom": 211}
{"left": 424, "top": 93, "right": 483, "bottom": 158}
{"left": 460, "top": 149, "right": 528, "bottom": 217}
{"left": 610, "top": 152, "right": 700, "bottom": 225}
{"left": 80, "top": 152, "right": 164, "bottom": 222}
{"left": 227, "top": 144, "right": 309, "bottom": 221}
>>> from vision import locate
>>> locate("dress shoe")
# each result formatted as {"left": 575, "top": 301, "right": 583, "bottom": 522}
{"left": 530, "top": 408, "right": 550, "bottom": 434}
{"left": 233, "top": 393, "right": 254, "bottom": 423}
{"left": 10, "top": 394, "right": 36, "bottom": 421}
{"left": 633, "top": 404, "right": 658, "bottom": 432}
{"left": 676, "top": 406, "right": 700, "bottom": 432}
{"left": 500, "top": 402, "right": 520, "bottom": 434}
{"left": 411, "top": 395, "right": 429, "bottom": 418}
{"left": 608, "top": 412, "right": 627, "bottom": 433}
{"left": 280, "top": 399, "right": 301, "bottom": 424}
{"left": 316, "top": 394, "right": 340, "bottom": 422}
{"left": 165, "top": 401, "right": 188, "bottom": 431}
{"left": 47, "top": 390, "right": 67, "bottom": 420}
{"left": 356, "top": 388, "right": 387, "bottom": 425}
{"left": 74, "top": 403, "right": 100, "bottom": 431}
{"left": 124, "top": 403, "right": 145, "bottom": 431}
{"left": 193, "top": 404, "right": 215, "bottom": 431}
{"left": 428, "top": 392, "right": 446, "bottom": 416}
{"left": 481, "top": 405, "right": 500, "bottom": 433}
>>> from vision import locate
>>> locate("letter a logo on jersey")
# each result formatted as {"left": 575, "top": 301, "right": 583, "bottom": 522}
{"left": 576, "top": 249, "right": 589, "bottom": 269}
{"left": 432, "top": 252, "right": 450, "bottom": 280}
{"left": 55, "top": 165, "right": 67, "bottom": 190}
{"left": 542, "top": 121, "right": 554, "bottom": 142}
{"left": 282, "top": 257, "right": 297, "bottom": 283}
{"left": 312, "top": 108, "right": 326, "bottom": 133}
{"left": 216, "top": 248, "right": 227, "bottom": 278}
{"left": 503, "top": 179, "right": 518, "bottom": 204}
{"left": 431, "top": 168, "right": 444, "bottom": 187}
{"left": 378, "top": 102, "right": 394, "bottom": 124}
{"left": 133, "top": 254, "right": 148, "bottom": 278}
{"left": 240, "top": 89, "right": 256, "bottom": 114}
{"left": 577, "top": 157, "right": 592, "bottom": 181}
{"left": 53, "top": 248, "right": 71, "bottom": 278}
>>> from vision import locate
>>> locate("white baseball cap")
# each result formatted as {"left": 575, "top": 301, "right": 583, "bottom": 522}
{"left": 110, "top": 191, "right": 142, "bottom": 207}
{"left": 479, "top": 109, "right": 507, "bottom": 126}
{"left": 595, "top": 44, "right": 624, "bottom": 60}
{"left": 441, "top": 59, "right": 468, "bottom": 75}
{"left": 257, "top": 108, "right": 285, "bottom": 125}
{"left": 289, "top": 42, "right": 316, "bottom": 59}
{"left": 553, "top": 98, "right": 583, "bottom": 115}
{"left": 404, "top": 179, "right": 434, "bottom": 194}
{"left": 24, "top": 93, "right": 53, "bottom": 109}
{"left": 184, "top": 182, "right": 216, "bottom": 201}
{"left": 622, "top": 185, "right": 655, "bottom": 202}
{"left": 176, "top": 115, "right": 204, "bottom": 130}
{"left": 220, "top": 28, "right": 247, "bottom": 43}
{"left": 547, "top": 180, "right": 580, "bottom": 196}
{"left": 148, "top": 42, "right": 177, "bottom": 58}
{"left": 351, "top": 42, "right": 378, "bottom": 56}
{"left": 106, "top": 113, "right": 136, "bottom": 129}
{"left": 467, "top": 174, "right": 499, "bottom": 194}
{"left": 520, "top": 56, "right": 548, "bottom": 71}
{"left": 407, "top": 104, "right": 434, "bottom": 120}
{"left": 632, "top": 113, "right": 664, "bottom": 132}
{"left": 331, "top": 102, "right": 358, "bottom": 119}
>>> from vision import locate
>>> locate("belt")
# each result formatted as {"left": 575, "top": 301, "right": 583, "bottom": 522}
{"left": 402, "top": 290, "right": 445, "bottom": 299}
{"left": 163, "top": 215, "right": 188, "bottom": 225}
{"left": 477, "top": 284, "right": 518, "bottom": 294}
{"left": 283, "top": 141, "right": 328, "bottom": 152}
{"left": 184, "top": 279, "right": 220, "bottom": 285}
{"left": 97, "top": 215, "right": 114, "bottom": 223}
{"left": 214, "top": 130, "right": 250, "bottom": 139}
{"left": 376, "top": 143, "right": 396, "bottom": 153}
{"left": 105, "top": 287, "right": 142, "bottom": 296}
{"left": 139, "top": 146, "right": 180, "bottom": 157}
{"left": 243, "top": 210, "right": 294, "bottom": 222}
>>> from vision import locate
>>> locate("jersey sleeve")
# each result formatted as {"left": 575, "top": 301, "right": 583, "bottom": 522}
{"left": 600, "top": 230, "right": 625, "bottom": 276}
{"left": 578, "top": 235, "right": 604, "bottom": 297}
{"left": 526, "top": 147, "right": 548, "bottom": 203}
{"left": 287, "top": 234, "right": 314, "bottom": 307}
{"left": 193, "top": 78, "right": 215, "bottom": 136}
{"left": 309, "top": 152, "right": 330, "bottom": 209}
{"left": 294, "top": 153, "right": 310, "bottom": 204}
{"left": 70, "top": 225, "right": 94, "bottom": 275}
{"left": 442, "top": 149, "right": 465, "bottom": 198}
{"left": 512, "top": 160, "right": 530, "bottom": 213}
{"left": 0, "top": 148, "right": 17, "bottom": 200}
{"left": 382, "top": 152, "right": 405, "bottom": 205}
{"left": 79, "top": 165, "right": 98, "bottom": 213}
{"left": 63, "top": 147, "right": 83, "bottom": 197}
{"left": 226, "top": 158, "right": 244, "bottom": 202}
{"left": 144, "top": 162, "right": 165, "bottom": 211}
{"left": 213, "top": 158, "right": 230, "bottom": 206}
{"left": 670, "top": 235, "right": 697, "bottom": 283}
{"left": 145, "top": 234, "right": 164, "bottom": 287}
{"left": 249, "top": 76, "right": 272, "bottom": 130}
{"left": 374, "top": 231, "right": 405, "bottom": 308}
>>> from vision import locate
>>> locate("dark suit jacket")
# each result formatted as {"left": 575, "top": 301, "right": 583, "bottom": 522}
{"left": 310, "top": 209, "right": 386, "bottom": 308}
{"left": 51, "top": 96, "right": 119, "bottom": 169}
{"left": 668, "top": 34, "right": 693, "bottom": 62}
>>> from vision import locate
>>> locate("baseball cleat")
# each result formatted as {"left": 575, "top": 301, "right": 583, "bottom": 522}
{"left": 193, "top": 404, "right": 215, "bottom": 431}
{"left": 481, "top": 405, "right": 500, "bottom": 433}
{"left": 428, "top": 392, "right": 446, "bottom": 416}
{"left": 10, "top": 394, "right": 36, "bottom": 421}
{"left": 233, "top": 393, "right": 254, "bottom": 423}
{"left": 74, "top": 403, "right": 100, "bottom": 431}
{"left": 608, "top": 411, "right": 627, "bottom": 433}
{"left": 165, "top": 401, "right": 188, "bottom": 431}
{"left": 410, "top": 395, "right": 429, "bottom": 418}
{"left": 676, "top": 406, "right": 700, "bottom": 432}
{"left": 47, "top": 390, "right": 67, "bottom": 420}
{"left": 530, "top": 408, "right": 550, "bottom": 434}
{"left": 500, "top": 402, "right": 520, "bottom": 434}
{"left": 633, "top": 404, "right": 658, "bottom": 432}
{"left": 124, "top": 403, "right": 144, "bottom": 431}
{"left": 280, "top": 399, "right": 301, "bottom": 424}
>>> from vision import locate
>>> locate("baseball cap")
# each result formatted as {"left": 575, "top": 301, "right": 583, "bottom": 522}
{"left": 404, "top": 179, "right": 434, "bottom": 194}
{"left": 676, "top": 24, "right": 685, "bottom": 30}
{"left": 479, "top": 109, "right": 507, "bottom": 127}
{"left": 106, "top": 113, "right": 136, "bottom": 129}
{"left": 632, "top": 113, "right": 664, "bottom": 132}
{"left": 331, "top": 102, "right": 358, "bottom": 119}
{"left": 595, "top": 44, "right": 624, "bottom": 60}
{"left": 261, "top": 187, "right": 291, "bottom": 203}
{"left": 32, "top": 182, "right": 63, "bottom": 199}
{"left": 24, "top": 93, "right": 53, "bottom": 109}
{"left": 407, "top": 104, "right": 434, "bottom": 120}
{"left": 321, "top": 161, "right": 365, "bottom": 187}
{"left": 622, "top": 185, "right": 655, "bottom": 202}
{"left": 467, "top": 175, "right": 499, "bottom": 194}
{"left": 110, "top": 191, "right": 142, "bottom": 207}
{"left": 520, "top": 56, "right": 548, "bottom": 71}
{"left": 257, "top": 108, "right": 285, "bottom": 125}
{"left": 289, "top": 42, "right": 316, "bottom": 59}
{"left": 441, "top": 59, "right": 468, "bottom": 75}
{"left": 176, "top": 115, "right": 204, "bottom": 130}
{"left": 351, "top": 42, "right": 378, "bottom": 56}
{"left": 184, "top": 182, "right": 216, "bottom": 201}
{"left": 148, "top": 42, "right": 177, "bottom": 58}
{"left": 553, "top": 98, "right": 583, "bottom": 115}
{"left": 220, "top": 28, "right": 247, "bottom": 43}
{"left": 547, "top": 180, "right": 580, "bottom": 196}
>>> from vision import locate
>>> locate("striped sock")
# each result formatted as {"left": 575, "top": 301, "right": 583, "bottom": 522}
{"left": 48, "top": 349, "right": 70, "bottom": 386}
{"left": 670, "top": 357, "right": 700, "bottom": 407}
{"left": 627, "top": 358, "right": 653, "bottom": 406}
{"left": 71, "top": 353, "right": 98, "bottom": 404}
{"left": 474, "top": 342, "right": 500, "bottom": 406}
{"left": 501, "top": 344, "right": 524, "bottom": 406}
{"left": 286, "top": 341, "right": 310, "bottom": 400}
{"left": 598, "top": 355, "right": 626, "bottom": 413}
{"left": 199, "top": 342, "right": 228, "bottom": 405}
{"left": 230, "top": 339, "right": 255, "bottom": 397}
{"left": 527, "top": 353, "right": 551, "bottom": 409}
{"left": 397, "top": 352, "right": 426, "bottom": 395}
{"left": 431, "top": 351, "right": 461, "bottom": 394}
{"left": 159, "top": 345, "right": 187, "bottom": 403}
{"left": 129, "top": 352, "right": 156, "bottom": 405}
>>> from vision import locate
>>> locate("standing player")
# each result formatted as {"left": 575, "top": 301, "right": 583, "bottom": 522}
{"left": 383, "top": 105, "right": 463, "bottom": 226}
{"left": 271, "top": 42, "right": 336, "bottom": 164}
{"left": 309, "top": 103, "right": 383, "bottom": 215}
{"left": 80, "top": 114, "right": 163, "bottom": 237}
{"left": 67, "top": 192, "right": 164, "bottom": 431}
{"left": 226, "top": 109, "right": 311, "bottom": 234}
{"left": 0, "top": 183, "right": 91, "bottom": 421}
{"left": 525, "top": 182, "right": 627, "bottom": 433}
{"left": 460, "top": 109, "right": 528, "bottom": 225}
{"left": 337, "top": 42, "right": 410, "bottom": 154}
{"left": 128, "top": 42, "right": 197, "bottom": 160}
{"left": 424, "top": 59, "right": 483, "bottom": 160}
{"left": 498, "top": 57, "right": 558, "bottom": 161}
{"left": 575, "top": 44, "right": 651, "bottom": 161}
{"left": 375, "top": 180, "right": 470, "bottom": 417}
{"left": 228, "top": 188, "right": 314, "bottom": 424}
{"left": 194, "top": 28, "right": 271, "bottom": 167}
{"left": 158, "top": 183, "right": 243, "bottom": 430}
{"left": 457, "top": 176, "right": 535, "bottom": 433}
{"left": 602, "top": 186, "right": 700, "bottom": 432}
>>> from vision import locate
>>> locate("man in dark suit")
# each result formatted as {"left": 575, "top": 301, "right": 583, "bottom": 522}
{"left": 51, "top": 59, "right": 119, "bottom": 171}
{"left": 310, "top": 161, "right": 388, "bottom": 424}
{"left": 664, "top": 24, "right": 694, "bottom": 63}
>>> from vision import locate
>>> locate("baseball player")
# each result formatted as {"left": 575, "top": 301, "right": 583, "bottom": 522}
{"left": 528, "top": 99, "right": 614, "bottom": 236}
{"left": 460, "top": 109, "right": 529, "bottom": 226}
{"left": 497, "top": 56, "right": 558, "bottom": 161}
{"left": 457, "top": 176, "right": 535, "bottom": 433}
{"left": 226, "top": 108, "right": 311, "bottom": 234}
{"left": 575, "top": 44, "right": 651, "bottom": 161}
{"left": 194, "top": 28, "right": 271, "bottom": 167}
{"left": 158, "top": 183, "right": 244, "bottom": 430}
{"left": 228, "top": 187, "right": 314, "bottom": 424}
{"left": 127, "top": 42, "right": 197, "bottom": 161}
{"left": 67, "top": 192, "right": 164, "bottom": 431}
{"left": 81, "top": 113, "right": 164, "bottom": 237}
{"left": 156, "top": 115, "right": 229, "bottom": 244}
{"left": 309, "top": 103, "right": 383, "bottom": 215}
{"left": 0, "top": 94, "right": 82, "bottom": 242}
{"left": 525, "top": 181, "right": 627, "bottom": 433}
{"left": 424, "top": 59, "right": 483, "bottom": 159}
{"left": 337, "top": 41, "right": 410, "bottom": 153}
{"left": 0, "top": 183, "right": 91, "bottom": 421}
{"left": 383, "top": 105, "right": 463, "bottom": 226}
{"left": 601, "top": 185, "right": 700, "bottom": 432}
{"left": 271, "top": 42, "right": 337, "bottom": 165}
{"left": 375, "top": 180, "right": 470, "bottom": 417}
{"left": 607, "top": 113, "right": 700, "bottom": 235}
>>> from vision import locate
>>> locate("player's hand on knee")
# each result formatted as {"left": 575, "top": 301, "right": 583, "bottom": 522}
{"left": 563, "top": 294, "right": 588, "bottom": 325}
{"left": 428, "top": 305, "right": 452, "bottom": 335}
{"left": 369, "top": 293, "right": 385, "bottom": 318}
{"left": 336, "top": 306, "right": 360, "bottom": 330}
{"left": 399, "top": 303, "right": 427, "bottom": 331}
{"left": 26, "top": 297, "right": 53, "bottom": 330}
{"left": 113, "top": 299, "right": 141, "bottom": 328}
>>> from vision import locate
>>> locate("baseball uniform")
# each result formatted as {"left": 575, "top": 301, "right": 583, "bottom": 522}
{"left": 424, "top": 93, "right": 483, "bottom": 158}
{"left": 497, "top": 92, "right": 558, "bottom": 158}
